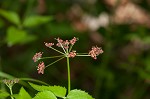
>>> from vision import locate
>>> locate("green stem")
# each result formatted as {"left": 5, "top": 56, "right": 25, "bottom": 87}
{"left": 59, "top": 43, "right": 66, "bottom": 53}
{"left": 40, "top": 55, "right": 65, "bottom": 60}
{"left": 45, "top": 57, "right": 65, "bottom": 68}
{"left": 24, "top": 0, "right": 35, "bottom": 18}
{"left": 76, "top": 55, "right": 90, "bottom": 56}
{"left": 67, "top": 57, "right": 70, "bottom": 94}
{"left": 49, "top": 47, "right": 65, "bottom": 55}
{"left": 68, "top": 44, "right": 73, "bottom": 52}
{"left": 76, "top": 53, "right": 88, "bottom": 54}
{"left": 19, "top": 78, "right": 49, "bottom": 85}
{"left": 9, "top": 87, "right": 14, "bottom": 99}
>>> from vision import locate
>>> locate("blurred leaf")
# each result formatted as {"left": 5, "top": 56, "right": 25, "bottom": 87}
{"left": 23, "top": 15, "right": 52, "bottom": 27}
{"left": 0, "top": 18, "right": 4, "bottom": 28}
{"left": 48, "top": 23, "right": 75, "bottom": 36}
{"left": 145, "top": 57, "right": 150, "bottom": 71}
{"left": 33, "top": 91, "right": 57, "bottom": 99}
{"left": 0, "top": 90, "right": 10, "bottom": 98}
{"left": 66, "top": 89, "right": 94, "bottom": 99}
{"left": 126, "top": 34, "right": 150, "bottom": 45}
{"left": 14, "top": 87, "right": 32, "bottom": 99}
{"left": 143, "top": 36, "right": 150, "bottom": 44}
{"left": 29, "top": 82, "right": 66, "bottom": 98}
{"left": 125, "top": 34, "right": 139, "bottom": 41}
{"left": 0, "top": 9, "right": 20, "bottom": 26}
{"left": 6, "top": 26, "right": 36, "bottom": 46}
{"left": 138, "top": 69, "right": 150, "bottom": 79}
{"left": 0, "top": 71, "right": 14, "bottom": 79}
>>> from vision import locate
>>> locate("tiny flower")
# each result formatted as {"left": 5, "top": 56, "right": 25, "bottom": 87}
{"left": 63, "top": 40, "right": 69, "bottom": 49}
{"left": 56, "top": 38, "right": 69, "bottom": 49}
{"left": 89, "top": 46, "right": 103, "bottom": 59}
{"left": 56, "top": 37, "right": 63, "bottom": 43}
{"left": 45, "top": 42, "right": 54, "bottom": 47}
{"left": 56, "top": 37, "right": 64, "bottom": 47}
{"left": 3, "top": 78, "right": 19, "bottom": 87}
{"left": 37, "top": 62, "right": 45, "bottom": 74}
{"left": 70, "top": 37, "right": 78, "bottom": 45}
{"left": 33, "top": 52, "right": 43, "bottom": 62}
{"left": 68, "top": 50, "right": 76, "bottom": 58}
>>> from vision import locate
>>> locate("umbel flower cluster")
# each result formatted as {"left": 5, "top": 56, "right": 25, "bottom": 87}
{"left": 33, "top": 37, "right": 103, "bottom": 74}
{"left": 3, "top": 79, "right": 19, "bottom": 87}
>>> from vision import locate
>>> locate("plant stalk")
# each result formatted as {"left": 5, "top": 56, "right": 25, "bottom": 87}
{"left": 50, "top": 47, "right": 65, "bottom": 55}
{"left": 45, "top": 57, "right": 65, "bottom": 68}
{"left": 40, "top": 55, "right": 64, "bottom": 60}
{"left": 9, "top": 87, "right": 14, "bottom": 99}
{"left": 67, "top": 56, "right": 70, "bottom": 94}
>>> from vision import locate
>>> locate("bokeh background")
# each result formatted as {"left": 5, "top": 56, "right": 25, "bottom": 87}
{"left": 1, "top": 0, "right": 150, "bottom": 99}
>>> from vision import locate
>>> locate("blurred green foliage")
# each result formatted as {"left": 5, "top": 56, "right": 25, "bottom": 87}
{"left": 0, "top": 0, "right": 150, "bottom": 99}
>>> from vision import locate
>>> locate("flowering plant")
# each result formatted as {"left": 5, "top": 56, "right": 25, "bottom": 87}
{"left": 32, "top": 37, "right": 103, "bottom": 98}
{"left": 0, "top": 37, "right": 103, "bottom": 99}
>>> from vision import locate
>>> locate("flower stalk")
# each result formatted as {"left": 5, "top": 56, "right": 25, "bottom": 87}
{"left": 45, "top": 56, "right": 65, "bottom": 68}
{"left": 9, "top": 86, "right": 14, "bottom": 99}
{"left": 66, "top": 56, "right": 70, "bottom": 94}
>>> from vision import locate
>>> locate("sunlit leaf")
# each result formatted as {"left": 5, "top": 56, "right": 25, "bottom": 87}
{"left": 67, "top": 89, "right": 94, "bottom": 99}
{"left": 14, "top": 87, "right": 32, "bottom": 99}
{"left": 29, "top": 82, "right": 66, "bottom": 98}
{"left": 33, "top": 91, "right": 57, "bottom": 99}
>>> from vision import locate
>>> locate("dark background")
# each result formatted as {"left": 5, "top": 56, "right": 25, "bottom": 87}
{"left": 0, "top": 0, "right": 150, "bottom": 99}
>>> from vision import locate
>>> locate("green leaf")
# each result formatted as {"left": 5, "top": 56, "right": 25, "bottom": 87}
{"left": 23, "top": 15, "right": 52, "bottom": 27}
{"left": 15, "top": 87, "right": 32, "bottom": 99}
{"left": 0, "top": 90, "right": 10, "bottom": 98}
{"left": 6, "top": 26, "right": 36, "bottom": 46}
{"left": 29, "top": 82, "right": 66, "bottom": 98}
{"left": 67, "top": 89, "right": 94, "bottom": 99}
{"left": 48, "top": 85, "right": 66, "bottom": 98}
{"left": 0, "top": 9, "right": 20, "bottom": 26}
{"left": 33, "top": 91, "right": 57, "bottom": 99}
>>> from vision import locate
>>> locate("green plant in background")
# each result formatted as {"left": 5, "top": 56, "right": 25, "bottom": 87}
{"left": 0, "top": 9, "right": 52, "bottom": 46}
{"left": 0, "top": 37, "right": 103, "bottom": 99}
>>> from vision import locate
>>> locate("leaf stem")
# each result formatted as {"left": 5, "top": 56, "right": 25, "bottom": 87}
{"left": 45, "top": 57, "right": 65, "bottom": 68}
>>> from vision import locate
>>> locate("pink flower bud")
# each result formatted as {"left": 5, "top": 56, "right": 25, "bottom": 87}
{"left": 33, "top": 52, "right": 43, "bottom": 62}
{"left": 45, "top": 42, "right": 54, "bottom": 47}
{"left": 37, "top": 62, "right": 45, "bottom": 74}
{"left": 89, "top": 46, "right": 103, "bottom": 59}
{"left": 68, "top": 51, "right": 76, "bottom": 58}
